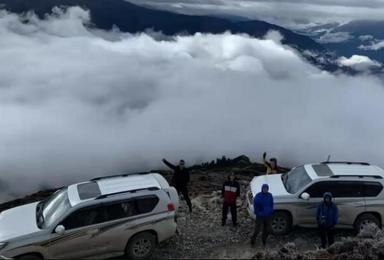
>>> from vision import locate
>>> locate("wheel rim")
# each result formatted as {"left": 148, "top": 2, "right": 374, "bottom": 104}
{"left": 360, "top": 219, "right": 376, "bottom": 231}
{"left": 272, "top": 216, "right": 287, "bottom": 233}
{"left": 132, "top": 238, "right": 152, "bottom": 257}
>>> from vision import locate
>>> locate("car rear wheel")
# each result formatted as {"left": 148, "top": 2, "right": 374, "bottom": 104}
{"left": 126, "top": 232, "right": 157, "bottom": 260}
{"left": 271, "top": 211, "right": 292, "bottom": 235}
{"left": 355, "top": 214, "right": 381, "bottom": 233}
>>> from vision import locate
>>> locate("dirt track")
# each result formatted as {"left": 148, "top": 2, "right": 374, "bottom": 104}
{"left": 152, "top": 170, "right": 355, "bottom": 259}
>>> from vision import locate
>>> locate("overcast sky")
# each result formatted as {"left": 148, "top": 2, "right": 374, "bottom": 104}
{"left": 1, "top": 7, "right": 384, "bottom": 201}
{"left": 127, "top": 0, "right": 384, "bottom": 28}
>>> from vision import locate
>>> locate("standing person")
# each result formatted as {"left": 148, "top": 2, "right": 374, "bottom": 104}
{"left": 162, "top": 158, "right": 192, "bottom": 213}
{"left": 317, "top": 192, "right": 338, "bottom": 248}
{"left": 262, "top": 152, "right": 278, "bottom": 174}
{"left": 221, "top": 173, "right": 241, "bottom": 227}
{"left": 251, "top": 184, "right": 274, "bottom": 247}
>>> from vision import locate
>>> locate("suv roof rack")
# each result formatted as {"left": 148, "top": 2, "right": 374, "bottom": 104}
{"left": 95, "top": 187, "right": 160, "bottom": 200}
{"left": 330, "top": 175, "right": 383, "bottom": 179}
{"left": 321, "top": 161, "right": 370, "bottom": 166}
{"left": 91, "top": 172, "right": 151, "bottom": 181}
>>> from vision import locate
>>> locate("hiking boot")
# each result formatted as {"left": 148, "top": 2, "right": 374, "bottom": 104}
{"left": 250, "top": 237, "right": 255, "bottom": 246}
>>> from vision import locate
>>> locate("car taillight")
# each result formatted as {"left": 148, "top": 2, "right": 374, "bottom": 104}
{"left": 167, "top": 202, "right": 175, "bottom": 211}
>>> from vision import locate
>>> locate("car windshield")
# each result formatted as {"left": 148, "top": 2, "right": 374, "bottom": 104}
{"left": 42, "top": 188, "right": 71, "bottom": 228}
{"left": 282, "top": 166, "right": 312, "bottom": 194}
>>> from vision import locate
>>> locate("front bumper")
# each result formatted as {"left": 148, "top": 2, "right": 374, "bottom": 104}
{"left": 247, "top": 191, "right": 256, "bottom": 220}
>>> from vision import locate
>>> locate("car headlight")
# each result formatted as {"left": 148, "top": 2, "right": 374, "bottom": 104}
{"left": 0, "top": 242, "right": 7, "bottom": 251}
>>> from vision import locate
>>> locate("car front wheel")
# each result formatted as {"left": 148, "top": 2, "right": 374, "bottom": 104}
{"left": 271, "top": 211, "right": 292, "bottom": 235}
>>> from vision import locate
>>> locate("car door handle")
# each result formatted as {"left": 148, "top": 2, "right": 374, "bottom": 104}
{"left": 87, "top": 229, "right": 100, "bottom": 235}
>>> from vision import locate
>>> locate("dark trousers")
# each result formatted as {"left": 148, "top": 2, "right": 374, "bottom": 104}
{"left": 222, "top": 202, "right": 237, "bottom": 225}
{"left": 176, "top": 186, "right": 192, "bottom": 213}
{"left": 319, "top": 226, "right": 335, "bottom": 248}
{"left": 251, "top": 216, "right": 271, "bottom": 246}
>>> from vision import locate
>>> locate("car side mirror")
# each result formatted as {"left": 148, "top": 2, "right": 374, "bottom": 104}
{"left": 300, "top": 192, "right": 310, "bottom": 200}
{"left": 55, "top": 225, "right": 65, "bottom": 235}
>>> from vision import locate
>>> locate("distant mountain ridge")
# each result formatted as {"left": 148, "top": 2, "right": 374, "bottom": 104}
{"left": 0, "top": 0, "right": 375, "bottom": 74}
{"left": 0, "top": 0, "right": 324, "bottom": 52}
{"left": 0, "top": 0, "right": 325, "bottom": 48}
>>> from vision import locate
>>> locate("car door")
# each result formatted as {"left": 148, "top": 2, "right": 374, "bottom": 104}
{"left": 328, "top": 181, "right": 365, "bottom": 227}
{"left": 362, "top": 181, "right": 384, "bottom": 224}
{"left": 92, "top": 195, "right": 161, "bottom": 256}
{"left": 47, "top": 205, "right": 108, "bottom": 259}
{"left": 296, "top": 180, "right": 365, "bottom": 227}
{"left": 295, "top": 181, "right": 326, "bottom": 227}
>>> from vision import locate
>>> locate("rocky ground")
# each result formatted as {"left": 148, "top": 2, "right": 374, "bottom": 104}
{"left": 152, "top": 170, "right": 355, "bottom": 259}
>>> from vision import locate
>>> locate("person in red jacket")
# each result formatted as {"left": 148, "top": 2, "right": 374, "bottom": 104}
{"left": 222, "top": 173, "right": 240, "bottom": 227}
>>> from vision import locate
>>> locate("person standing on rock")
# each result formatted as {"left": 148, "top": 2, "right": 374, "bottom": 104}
{"left": 317, "top": 192, "right": 338, "bottom": 248}
{"left": 262, "top": 152, "right": 278, "bottom": 175}
{"left": 251, "top": 184, "right": 274, "bottom": 247}
{"left": 162, "top": 158, "right": 192, "bottom": 213}
{"left": 221, "top": 172, "right": 240, "bottom": 227}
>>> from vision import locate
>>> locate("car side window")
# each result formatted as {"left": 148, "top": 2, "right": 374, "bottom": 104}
{"left": 103, "top": 195, "right": 159, "bottom": 222}
{"left": 61, "top": 196, "right": 160, "bottom": 229}
{"left": 364, "top": 182, "right": 383, "bottom": 197}
{"left": 304, "top": 182, "right": 330, "bottom": 198}
{"left": 330, "top": 181, "right": 364, "bottom": 197}
{"left": 61, "top": 206, "right": 106, "bottom": 230}
{"left": 104, "top": 200, "right": 138, "bottom": 221}
{"left": 305, "top": 181, "right": 364, "bottom": 198}
{"left": 136, "top": 196, "right": 159, "bottom": 214}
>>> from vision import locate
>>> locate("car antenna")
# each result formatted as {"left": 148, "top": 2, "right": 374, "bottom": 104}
{"left": 326, "top": 154, "right": 331, "bottom": 162}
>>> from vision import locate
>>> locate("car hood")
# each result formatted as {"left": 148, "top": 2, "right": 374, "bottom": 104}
{"left": 0, "top": 202, "right": 41, "bottom": 241}
{"left": 250, "top": 174, "right": 290, "bottom": 197}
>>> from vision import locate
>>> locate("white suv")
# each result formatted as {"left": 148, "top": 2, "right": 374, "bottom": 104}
{"left": 247, "top": 162, "right": 384, "bottom": 235}
{"left": 0, "top": 172, "right": 179, "bottom": 260}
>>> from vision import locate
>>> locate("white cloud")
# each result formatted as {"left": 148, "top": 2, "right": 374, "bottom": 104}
{"left": 337, "top": 55, "right": 382, "bottom": 71}
{"left": 264, "top": 30, "right": 284, "bottom": 44}
{"left": 1, "top": 8, "right": 384, "bottom": 201}
{"left": 359, "top": 35, "right": 374, "bottom": 42}
{"left": 359, "top": 40, "right": 384, "bottom": 51}
{"left": 318, "top": 31, "right": 353, "bottom": 43}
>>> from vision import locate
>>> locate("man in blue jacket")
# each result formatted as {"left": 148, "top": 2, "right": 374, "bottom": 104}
{"left": 317, "top": 192, "right": 339, "bottom": 248}
{"left": 251, "top": 184, "right": 274, "bottom": 247}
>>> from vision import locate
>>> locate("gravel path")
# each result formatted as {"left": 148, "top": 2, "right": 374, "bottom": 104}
{"left": 152, "top": 173, "right": 354, "bottom": 259}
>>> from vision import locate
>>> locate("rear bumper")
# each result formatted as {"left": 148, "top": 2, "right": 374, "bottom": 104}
{"left": 157, "top": 217, "right": 177, "bottom": 243}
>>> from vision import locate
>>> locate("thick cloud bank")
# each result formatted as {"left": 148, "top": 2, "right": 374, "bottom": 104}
{"left": 1, "top": 7, "right": 384, "bottom": 201}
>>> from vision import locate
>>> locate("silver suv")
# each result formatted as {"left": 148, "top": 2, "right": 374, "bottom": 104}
{"left": 247, "top": 162, "right": 384, "bottom": 235}
{"left": 0, "top": 172, "right": 179, "bottom": 260}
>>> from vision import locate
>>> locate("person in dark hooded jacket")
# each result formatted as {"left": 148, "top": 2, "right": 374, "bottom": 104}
{"left": 162, "top": 158, "right": 192, "bottom": 213}
{"left": 221, "top": 173, "right": 240, "bottom": 227}
{"left": 317, "top": 192, "right": 338, "bottom": 248}
{"left": 251, "top": 184, "right": 274, "bottom": 246}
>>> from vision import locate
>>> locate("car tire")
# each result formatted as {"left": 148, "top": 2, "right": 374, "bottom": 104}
{"left": 271, "top": 211, "right": 292, "bottom": 235}
{"left": 355, "top": 213, "right": 381, "bottom": 233}
{"left": 16, "top": 254, "right": 43, "bottom": 260}
{"left": 125, "top": 232, "right": 157, "bottom": 260}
